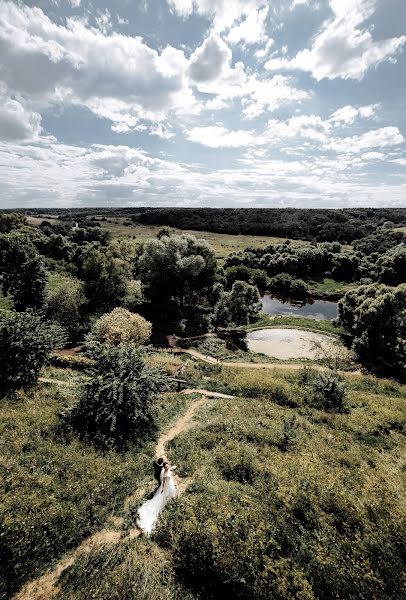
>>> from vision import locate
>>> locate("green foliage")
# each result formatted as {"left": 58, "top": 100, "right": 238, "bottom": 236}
{"left": 46, "top": 277, "right": 89, "bottom": 343}
{"left": 138, "top": 233, "right": 218, "bottom": 329}
{"left": 0, "top": 386, "right": 151, "bottom": 597}
{"left": 309, "top": 372, "right": 347, "bottom": 413}
{"left": 49, "top": 353, "right": 94, "bottom": 370}
{"left": 279, "top": 415, "right": 299, "bottom": 452}
{"left": 155, "top": 377, "right": 406, "bottom": 600}
{"left": 55, "top": 538, "right": 195, "bottom": 600}
{"left": 215, "top": 280, "right": 261, "bottom": 326}
{"left": 82, "top": 247, "right": 128, "bottom": 313}
{"left": 0, "top": 213, "right": 27, "bottom": 233}
{"left": 0, "top": 231, "right": 47, "bottom": 311}
{"left": 268, "top": 273, "right": 309, "bottom": 298}
{"left": 64, "top": 344, "right": 168, "bottom": 447}
{"left": 87, "top": 307, "right": 152, "bottom": 346}
{"left": 339, "top": 283, "right": 406, "bottom": 378}
{"left": 0, "top": 311, "right": 65, "bottom": 395}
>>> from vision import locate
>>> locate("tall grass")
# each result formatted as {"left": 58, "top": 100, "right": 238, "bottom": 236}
{"left": 0, "top": 383, "right": 189, "bottom": 598}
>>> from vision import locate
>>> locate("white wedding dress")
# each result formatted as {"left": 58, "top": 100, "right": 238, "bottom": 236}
{"left": 138, "top": 468, "right": 176, "bottom": 536}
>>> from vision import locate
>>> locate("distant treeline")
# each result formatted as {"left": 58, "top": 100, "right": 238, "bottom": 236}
{"left": 1, "top": 207, "right": 406, "bottom": 242}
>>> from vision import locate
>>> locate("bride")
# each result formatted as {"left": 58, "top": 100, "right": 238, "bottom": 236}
{"left": 138, "top": 461, "right": 176, "bottom": 536}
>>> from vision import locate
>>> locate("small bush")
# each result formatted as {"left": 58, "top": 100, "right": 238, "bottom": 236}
{"left": 63, "top": 344, "right": 168, "bottom": 447}
{"left": 87, "top": 307, "right": 152, "bottom": 346}
{"left": 310, "top": 372, "right": 347, "bottom": 413}
{"left": 279, "top": 415, "right": 299, "bottom": 452}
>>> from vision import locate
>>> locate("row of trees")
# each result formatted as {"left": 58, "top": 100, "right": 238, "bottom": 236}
{"left": 225, "top": 229, "right": 405, "bottom": 287}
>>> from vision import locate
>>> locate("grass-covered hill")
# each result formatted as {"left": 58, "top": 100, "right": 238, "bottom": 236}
{"left": 2, "top": 356, "right": 405, "bottom": 600}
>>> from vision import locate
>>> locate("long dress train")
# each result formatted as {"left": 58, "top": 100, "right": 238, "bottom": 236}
{"left": 137, "top": 469, "right": 176, "bottom": 535}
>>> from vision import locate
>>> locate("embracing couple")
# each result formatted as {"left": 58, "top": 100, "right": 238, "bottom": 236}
{"left": 137, "top": 457, "right": 177, "bottom": 536}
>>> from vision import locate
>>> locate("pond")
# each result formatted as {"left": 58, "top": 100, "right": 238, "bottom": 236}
{"left": 246, "top": 328, "right": 342, "bottom": 360}
{"left": 261, "top": 294, "right": 338, "bottom": 320}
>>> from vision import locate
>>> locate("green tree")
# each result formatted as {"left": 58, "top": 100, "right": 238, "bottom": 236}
{"left": 82, "top": 248, "right": 128, "bottom": 313}
{"left": 87, "top": 308, "right": 151, "bottom": 346}
{"left": 0, "top": 213, "right": 27, "bottom": 233}
{"left": 64, "top": 344, "right": 168, "bottom": 446}
{"left": 0, "top": 311, "right": 65, "bottom": 395}
{"left": 214, "top": 280, "right": 261, "bottom": 326}
{"left": 339, "top": 283, "right": 406, "bottom": 377}
{"left": 0, "top": 232, "right": 47, "bottom": 311}
{"left": 138, "top": 233, "right": 218, "bottom": 327}
{"left": 46, "top": 278, "right": 88, "bottom": 343}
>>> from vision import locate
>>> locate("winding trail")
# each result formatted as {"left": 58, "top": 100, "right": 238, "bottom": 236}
{"left": 169, "top": 348, "right": 362, "bottom": 376}
{"left": 13, "top": 389, "right": 233, "bottom": 600}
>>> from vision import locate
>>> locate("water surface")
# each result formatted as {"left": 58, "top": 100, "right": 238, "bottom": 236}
{"left": 261, "top": 295, "right": 338, "bottom": 320}
{"left": 246, "top": 328, "right": 340, "bottom": 360}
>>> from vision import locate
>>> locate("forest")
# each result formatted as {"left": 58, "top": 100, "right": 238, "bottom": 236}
{"left": 2, "top": 206, "right": 406, "bottom": 241}
{"left": 0, "top": 210, "right": 405, "bottom": 600}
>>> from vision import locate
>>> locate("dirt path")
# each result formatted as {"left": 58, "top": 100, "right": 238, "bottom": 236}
{"left": 171, "top": 348, "right": 362, "bottom": 376}
{"left": 13, "top": 389, "right": 228, "bottom": 600}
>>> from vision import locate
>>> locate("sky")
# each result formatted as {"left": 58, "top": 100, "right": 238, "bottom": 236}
{"left": 0, "top": 0, "right": 406, "bottom": 209}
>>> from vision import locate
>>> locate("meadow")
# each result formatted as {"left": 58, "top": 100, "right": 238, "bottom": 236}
{"left": 0, "top": 377, "right": 191, "bottom": 598}
{"left": 1, "top": 337, "right": 405, "bottom": 600}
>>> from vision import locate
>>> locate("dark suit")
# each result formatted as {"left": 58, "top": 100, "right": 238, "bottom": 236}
{"left": 153, "top": 461, "right": 163, "bottom": 484}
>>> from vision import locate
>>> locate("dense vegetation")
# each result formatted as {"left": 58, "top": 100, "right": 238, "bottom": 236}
{"left": 43, "top": 361, "right": 405, "bottom": 600}
{"left": 225, "top": 229, "right": 405, "bottom": 290}
{"left": 0, "top": 209, "right": 405, "bottom": 600}
{"left": 4, "top": 207, "right": 405, "bottom": 242}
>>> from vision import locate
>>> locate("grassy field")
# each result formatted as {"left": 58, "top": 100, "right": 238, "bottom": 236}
{"left": 0, "top": 380, "right": 191, "bottom": 598}
{"left": 99, "top": 219, "right": 302, "bottom": 260}
{"left": 48, "top": 363, "right": 405, "bottom": 600}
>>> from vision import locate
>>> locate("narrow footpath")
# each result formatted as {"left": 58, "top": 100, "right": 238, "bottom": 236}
{"left": 13, "top": 389, "right": 233, "bottom": 600}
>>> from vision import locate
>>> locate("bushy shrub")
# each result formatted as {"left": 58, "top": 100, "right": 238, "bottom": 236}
{"left": 87, "top": 307, "right": 152, "bottom": 346}
{"left": 63, "top": 344, "right": 168, "bottom": 446}
{"left": 279, "top": 415, "right": 299, "bottom": 452}
{"left": 0, "top": 311, "right": 66, "bottom": 395}
{"left": 310, "top": 372, "right": 347, "bottom": 413}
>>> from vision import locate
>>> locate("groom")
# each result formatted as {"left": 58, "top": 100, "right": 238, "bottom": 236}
{"left": 153, "top": 457, "right": 164, "bottom": 485}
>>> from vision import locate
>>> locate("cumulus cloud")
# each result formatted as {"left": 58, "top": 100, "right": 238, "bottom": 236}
{"left": 327, "top": 127, "right": 404, "bottom": 153}
{"left": 265, "top": 0, "right": 406, "bottom": 80}
{"left": 0, "top": 92, "right": 42, "bottom": 141}
{"left": 329, "top": 104, "right": 380, "bottom": 126}
{"left": 186, "top": 125, "right": 254, "bottom": 147}
{"left": 226, "top": 6, "right": 269, "bottom": 46}
{"left": 167, "top": 0, "right": 268, "bottom": 31}
{"left": 0, "top": 1, "right": 190, "bottom": 129}
{"left": 189, "top": 34, "right": 231, "bottom": 82}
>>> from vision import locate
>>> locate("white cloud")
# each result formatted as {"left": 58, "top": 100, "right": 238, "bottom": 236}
{"left": 167, "top": 0, "right": 268, "bottom": 31}
{"left": 0, "top": 88, "right": 42, "bottom": 141}
{"left": 327, "top": 127, "right": 404, "bottom": 153}
{"left": 226, "top": 6, "right": 269, "bottom": 46}
{"left": 189, "top": 34, "right": 231, "bottom": 83}
{"left": 242, "top": 75, "right": 310, "bottom": 119}
{"left": 390, "top": 158, "right": 406, "bottom": 166}
{"left": 186, "top": 125, "right": 254, "bottom": 147}
{"left": 0, "top": 1, "right": 190, "bottom": 128}
{"left": 265, "top": 0, "right": 406, "bottom": 80}
{"left": 254, "top": 39, "right": 275, "bottom": 59}
{"left": 329, "top": 104, "right": 380, "bottom": 126}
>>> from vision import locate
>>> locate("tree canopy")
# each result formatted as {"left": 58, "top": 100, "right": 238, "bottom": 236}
{"left": 0, "top": 232, "right": 47, "bottom": 311}
{"left": 0, "top": 311, "right": 65, "bottom": 395}
{"left": 338, "top": 283, "right": 406, "bottom": 378}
